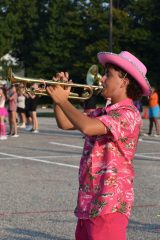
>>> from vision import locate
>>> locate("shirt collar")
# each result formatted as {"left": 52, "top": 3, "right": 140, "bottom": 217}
{"left": 104, "top": 98, "right": 133, "bottom": 113}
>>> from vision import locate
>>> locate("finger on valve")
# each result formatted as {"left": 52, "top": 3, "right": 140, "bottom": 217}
{"left": 58, "top": 72, "right": 64, "bottom": 81}
{"left": 64, "top": 72, "right": 69, "bottom": 81}
{"left": 39, "top": 78, "right": 46, "bottom": 89}
{"left": 52, "top": 72, "right": 60, "bottom": 82}
{"left": 61, "top": 72, "right": 70, "bottom": 90}
{"left": 46, "top": 86, "right": 53, "bottom": 96}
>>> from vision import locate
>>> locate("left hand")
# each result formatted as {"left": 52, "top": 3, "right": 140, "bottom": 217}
{"left": 47, "top": 71, "right": 71, "bottom": 104}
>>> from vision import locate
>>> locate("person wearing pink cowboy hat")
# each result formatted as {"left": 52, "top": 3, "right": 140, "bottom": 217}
{"left": 97, "top": 51, "right": 151, "bottom": 96}
{"left": 46, "top": 51, "right": 151, "bottom": 240}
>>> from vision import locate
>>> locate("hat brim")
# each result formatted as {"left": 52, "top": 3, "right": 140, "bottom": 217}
{"left": 97, "top": 52, "right": 151, "bottom": 96}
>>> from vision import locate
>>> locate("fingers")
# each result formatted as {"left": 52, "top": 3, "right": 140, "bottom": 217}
{"left": 52, "top": 72, "right": 70, "bottom": 82}
{"left": 50, "top": 71, "right": 72, "bottom": 99}
{"left": 52, "top": 71, "right": 71, "bottom": 91}
{"left": 46, "top": 86, "right": 52, "bottom": 95}
{"left": 52, "top": 72, "right": 61, "bottom": 81}
{"left": 47, "top": 84, "right": 60, "bottom": 93}
{"left": 46, "top": 85, "right": 57, "bottom": 99}
{"left": 39, "top": 78, "right": 46, "bottom": 89}
{"left": 63, "top": 72, "right": 69, "bottom": 81}
{"left": 52, "top": 76, "right": 58, "bottom": 81}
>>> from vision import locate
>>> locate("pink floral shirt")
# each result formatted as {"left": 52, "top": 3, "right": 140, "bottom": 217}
{"left": 75, "top": 98, "right": 142, "bottom": 219}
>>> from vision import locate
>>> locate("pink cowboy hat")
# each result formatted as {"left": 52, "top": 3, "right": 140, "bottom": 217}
{"left": 97, "top": 51, "right": 151, "bottom": 96}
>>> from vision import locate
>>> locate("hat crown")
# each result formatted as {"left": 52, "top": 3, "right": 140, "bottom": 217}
{"left": 120, "top": 51, "right": 147, "bottom": 76}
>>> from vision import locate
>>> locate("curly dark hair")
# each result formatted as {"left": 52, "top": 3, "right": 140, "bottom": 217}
{"left": 106, "top": 64, "right": 143, "bottom": 100}
{"left": 126, "top": 75, "right": 143, "bottom": 100}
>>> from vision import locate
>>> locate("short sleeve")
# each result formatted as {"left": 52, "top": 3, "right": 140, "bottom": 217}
{"left": 97, "top": 108, "right": 139, "bottom": 141}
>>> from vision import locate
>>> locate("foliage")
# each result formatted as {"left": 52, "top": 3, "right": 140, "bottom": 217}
{"left": 0, "top": 0, "right": 160, "bottom": 86}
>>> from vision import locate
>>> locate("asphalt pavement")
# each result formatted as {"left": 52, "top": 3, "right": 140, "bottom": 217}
{"left": 0, "top": 111, "right": 160, "bottom": 240}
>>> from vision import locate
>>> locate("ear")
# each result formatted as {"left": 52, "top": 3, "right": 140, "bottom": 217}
{"left": 121, "top": 77, "right": 129, "bottom": 88}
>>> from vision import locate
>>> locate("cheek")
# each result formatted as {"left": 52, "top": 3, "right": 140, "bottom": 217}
{"left": 101, "top": 75, "right": 107, "bottom": 84}
{"left": 101, "top": 87, "right": 112, "bottom": 98}
{"left": 102, "top": 81, "right": 119, "bottom": 97}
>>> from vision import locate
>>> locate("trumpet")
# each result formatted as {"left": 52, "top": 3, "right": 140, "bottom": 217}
{"left": 7, "top": 68, "right": 103, "bottom": 100}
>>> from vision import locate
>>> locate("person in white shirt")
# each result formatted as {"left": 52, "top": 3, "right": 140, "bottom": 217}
{"left": 17, "top": 83, "right": 26, "bottom": 128}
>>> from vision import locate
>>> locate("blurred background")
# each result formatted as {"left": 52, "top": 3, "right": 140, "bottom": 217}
{"left": 0, "top": 0, "right": 160, "bottom": 103}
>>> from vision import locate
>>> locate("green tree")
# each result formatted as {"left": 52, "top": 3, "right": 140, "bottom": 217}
{"left": 127, "top": 0, "right": 160, "bottom": 85}
{"left": 2, "top": 0, "right": 160, "bottom": 88}
{"left": 81, "top": 0, "right": 109, "bottom": 71}
{"left": 29, "top": 1, "right": 110, "bottom": 82}
{"left": 0, "top": 0, "right": 16, "bottom": 57}
{"left": 30, "top": 0, "right": 87, "bottom": 81}
{"left": 10, "top": 0, "right": 39, "bottom": 76}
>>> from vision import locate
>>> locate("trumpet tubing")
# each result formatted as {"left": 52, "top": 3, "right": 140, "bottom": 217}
{"left": 7, "top": 68, "right": 103, "bottom": 100}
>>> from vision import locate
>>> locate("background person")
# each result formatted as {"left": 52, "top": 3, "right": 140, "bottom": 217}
{"left": 7, "top": 85, "right": 19, "bottom": 137}
{"left": 17, "top": 83, "right": 26, "bottom": 128}
{"left": 133, "top": 99, "right": 143, "bottom": 140}
{"left": 27, "top": 83, "right": 39, "bottom": 133}
{"left": 47, "top": 51, "right": 151, "bottom": 240}
{"left": 24, "top": 91, "right": 32, "bottom": 130}
{"left": 84, "top": 64, "right": 102, "bottom": 114}
{"left": 0, "top": 87, "right": 8, "bottom": 140}
{"left": 144, "top": 86, "right": 160, "bottom": 136}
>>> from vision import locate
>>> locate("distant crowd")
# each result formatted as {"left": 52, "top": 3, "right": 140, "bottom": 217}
{"left": 0, "top": 82, "right": 39, "bottom": 140}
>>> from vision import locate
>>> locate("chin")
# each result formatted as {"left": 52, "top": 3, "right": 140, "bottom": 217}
{"left": 101, "top": 90, "right": 105, "bottom": 98}
{"left": 101, "top": 91, "right": 110, "bottom": 99}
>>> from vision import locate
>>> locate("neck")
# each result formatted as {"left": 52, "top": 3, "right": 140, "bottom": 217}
{"left": 111, "top": 95, "right": 129, "bottom": 105}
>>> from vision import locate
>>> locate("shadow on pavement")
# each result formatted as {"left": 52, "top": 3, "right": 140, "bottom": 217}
{"left": 128, "top": 219, "right": 160, "bottom": 234}
{"left": 4, "top": 227, "right": 71, "bottom": 240}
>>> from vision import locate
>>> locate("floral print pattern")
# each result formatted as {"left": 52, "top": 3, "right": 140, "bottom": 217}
{"left": 74, "top": 98, "right": 142, "bottom": 219}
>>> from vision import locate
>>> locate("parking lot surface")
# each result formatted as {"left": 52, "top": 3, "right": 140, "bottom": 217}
{"left": 0, "top": 114, "right": 160, "bottom": 240}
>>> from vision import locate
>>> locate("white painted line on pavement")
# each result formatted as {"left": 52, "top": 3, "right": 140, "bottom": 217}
{"left": 27, "top": 155, "right": 81, "bottom": 158}
{"left": 0, "top": 152, "right": 78, "bottom": 168}
{"left": 136, "top": 152, "right": 160, "bottom": 155}
{"left": 50, "top": 142, "right": 83, "bottom": 149}
{"left": 135, "top": 153, "right": 160, "bottom": 160}
{"left": 0, "top": 158, "right": 19, "bottom": 160}
{"left": 23, "top": 131, "right": 81, "bottom": 138}
{"left": 139, "top": 139, "right": 160, "bottom": 144}
{"left": 0, "top": 155, "right": 80, "bottom": 160}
